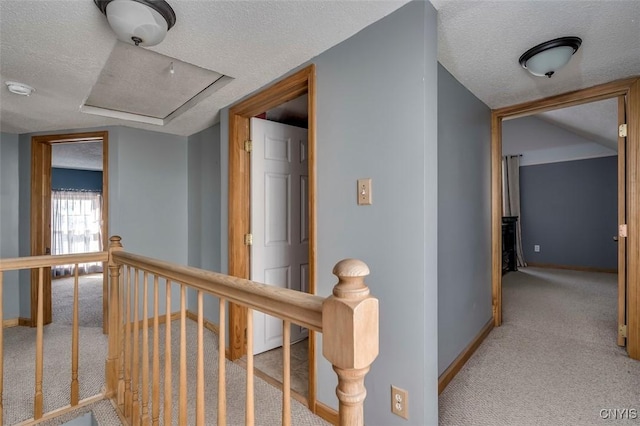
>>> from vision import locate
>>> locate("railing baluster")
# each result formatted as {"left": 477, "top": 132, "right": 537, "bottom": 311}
{"left": 118, "top": 265, "right": 125, "bottom": 410}
{"left": 196, "top": 291, "right": 205, "bottom": 426}
{"left": 282, "top": 321, "right": 291, "bottom": 426}
{"left": 124, "top": 266, "right": 132, "bottom": 418}
{"left": 34, "top": 267, "right": 44, "bottom": 419}
{"left": 218, "top": 299, "right": 226, "bottom": 426}
{"left": 141, "top": 272, "right": 150, "bottom": 426}
{"left": 246, "top": 309, "right": 254, "bottom": 426}
{"left": 151, "top": 275, "right": 160, "bottom": 426}
{"left": 71, "top": 264, "right": 80, "bottom": 406}
{"left": 179, "top": 284, "right": 187, "bottom": 425}
{"left": 106, "top": 236, "right": 122, "bottom": 402}
{"left": 132, "top": 269, "right": 140, "bottom": 425}
{"left": 164, "top": 279, "right": 172, "bottom": 426}
{"left": 0, "top": 272, "right": 4, "bottom": 426}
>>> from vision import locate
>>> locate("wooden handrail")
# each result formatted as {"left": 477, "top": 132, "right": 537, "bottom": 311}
{"left": 0, "top": 252, "right": 108, "bottom": 271}
{"left": 111, "top": 250, "right": 325, "bottom": 332}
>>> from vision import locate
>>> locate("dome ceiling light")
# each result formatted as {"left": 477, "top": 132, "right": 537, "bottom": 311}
{"left": 519, "top": 37, "right": 582, "bottom": 78}
{"left": 94, "top": 0, "right": 176, "bottom": 47}
{"left": 5, "top": 81, "right": 35, "bottom": 96}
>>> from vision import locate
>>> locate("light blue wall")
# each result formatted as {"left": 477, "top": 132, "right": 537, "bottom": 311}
{"left": 187, "top": 124, "right": 222, "bottom": 322}
{"left": 437, "top": 64, "right": 492, "bottom": 375}
{"left": 219, "top": 2, "right": 439, "bottom": 423}
{"left": 15, "top": 126, "right": 188, "bottom": 317}
{"left": 0, "top": 132, "right": 21, "bottom": 320}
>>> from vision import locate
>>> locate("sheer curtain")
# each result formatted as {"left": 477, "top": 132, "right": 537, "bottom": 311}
{"left": 51, "top": 190, "right": 103, "bottom": 277}
{"left": 502, "top": 155, "right": 526, "bottom": 267}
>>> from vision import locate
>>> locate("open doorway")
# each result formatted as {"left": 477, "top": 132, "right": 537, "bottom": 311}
{"left": 30, "top": 131, "right": 109, "bottom": 332}
{"left": 250, "top": 94, "right": 310, "bottom": 398}
{"left": 500, "top": 97, "right": 622, "bottom": 348}
{"left": 228, "top": 65, "right": 318, "bottom": 409}
{"left": 490, "top": 77, "right": 640, "bottom": 360}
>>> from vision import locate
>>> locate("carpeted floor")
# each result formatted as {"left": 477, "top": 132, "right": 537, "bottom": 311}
{"left": 4, "top": 318, "right": 327, "bottom": 425}
{"left": 439, "top": 267, "right": 640, "bottom": 425}
{"left": 52, "top": 274, "right": 104, "bottom": 328}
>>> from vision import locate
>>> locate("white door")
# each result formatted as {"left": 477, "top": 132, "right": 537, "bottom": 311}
{"left": 250, "top": 117, "right": 309, "bottom": 355}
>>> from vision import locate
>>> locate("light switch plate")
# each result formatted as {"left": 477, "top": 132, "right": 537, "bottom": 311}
{"left": 357, "top": 178, "right": 372, "bottom": 205}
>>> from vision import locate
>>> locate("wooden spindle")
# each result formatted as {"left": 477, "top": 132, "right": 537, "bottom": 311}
{"left": 132, "top": 270, "right": 141, "bottom": 425}
{"left": 164, "top": 279, "right": 172, "bottom": 426}
{"left": 218, "top": 299, "right": 226, "bottom": 426}
{"left": 34, "top": 267, "right": 44, "bottom": 419}
{"left": 118, "top": 264, "right": 125, "bottom": 409}
{"left": 71, "top": 265, "right": 80, "bottom": 406}
{"left": 141, "top": 272, "right": 150, "bottom": 426}
{"left": 196, "top": 291, "right": 204, "bottom": 426}
{"left": 179, "top": 284, "right": 187, "bottom": 425}
{"left": 106, "top": 236, "right": 124, "bottom": 405}
{"left": 0, "top": 272, "right": 4, "bottom": 426}
{"left": 124, "top": 267, "right": 132, "bottom": 418}
{"left": 322, "top": 259, "right": 379, "bottom": 426}
{"left": 246, "top": 309, "right": 254, "bottom": 426}
{"left": 152, "top": 275, "right": 160, "bottom": 426}
{"left": 282, "top": 321, "right": 291, "bottom": 426}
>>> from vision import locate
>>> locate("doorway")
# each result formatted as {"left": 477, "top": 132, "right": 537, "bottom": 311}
{"left": 228, "top": 65, "right": 318, "bottom": 408}
{"left": 491, "top": 77, "right": 640, "bottom": 360}
{"left": 30, "top": 131, "right": 109, "bottom": 332}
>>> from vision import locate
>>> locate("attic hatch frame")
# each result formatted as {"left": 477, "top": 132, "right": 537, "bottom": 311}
{"left": 227, "top": 65, "right": 319, "bottom": 411}
{"left": 491, "top": 76, "right": 640, "bottom": 360}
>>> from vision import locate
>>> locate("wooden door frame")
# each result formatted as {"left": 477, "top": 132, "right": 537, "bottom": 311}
{"left": 30, "top": 131, "right": 109, "bottom": 332}
{"left": 228, "top": 65, "right": 318, "bottom": 408}
{"left": 491, "top": 76, "right": 640, "bottom": 360}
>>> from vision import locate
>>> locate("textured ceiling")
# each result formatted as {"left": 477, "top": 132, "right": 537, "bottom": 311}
{"left": 0, "top": 0, "right": 410, "bottom": 136}
{"left": 1, "top": 1, "right": 638, "bottom": 138}
{"left": 52, "top": 141, "right": 103, "bottom": 171}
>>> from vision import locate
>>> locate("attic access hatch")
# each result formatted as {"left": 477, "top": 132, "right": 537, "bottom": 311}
{"left": 81, "top": 42, "right": 232, "bottom": 126}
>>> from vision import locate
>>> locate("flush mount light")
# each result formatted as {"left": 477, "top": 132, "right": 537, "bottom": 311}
{"left": 519, "top": 37, "right": 582, "bottom": 78}
{"left": 5, "top": 81, "right": 35, "bottom": 96}
{"left": 94, "top": 0, "right": 176, "bottom": 47}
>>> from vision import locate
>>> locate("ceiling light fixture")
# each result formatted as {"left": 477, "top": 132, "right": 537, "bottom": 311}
{"left": 94, "top": 0, "right": 176, "bottom": 47}
{"left": 5, "top": 81, "right": 35, "bottom": 96}
{"left": 519, "top": 36, "right": 582, "bottom": 78}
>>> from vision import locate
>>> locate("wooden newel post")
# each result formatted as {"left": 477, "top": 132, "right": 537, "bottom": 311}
{"left": 322, "top": 259, "right": 379, "bottom": 426}
{"left": 105, "top": 235, "right": 123, "bottom": 398}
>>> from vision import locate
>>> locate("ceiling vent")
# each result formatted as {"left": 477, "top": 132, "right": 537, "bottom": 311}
{"left": 81, "top": 42, "right": 232, "bottom": 126}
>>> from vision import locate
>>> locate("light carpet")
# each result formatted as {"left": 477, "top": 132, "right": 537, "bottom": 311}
{"left": 52, "top": 274, "right": 103, "bottom": 328}
{"left": 4, "top": 320, "right": 328, "bottom": 425}
{"left": 439, "top": 267, "right": 640, "bottom": 425}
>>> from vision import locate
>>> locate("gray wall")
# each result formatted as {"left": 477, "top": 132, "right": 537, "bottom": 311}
{"left": 0, "top": 132, "right": 21, "bottom": 319}
{"left": 15, "top": 126, "right": 188, "bottom": 317}
{"left": 520, "top": 156, "right": 618, "bottom": 270}
{"left": 437, "top": 65, "right": 492, "bottom": 375}
{"left": 220, "top": 2, "right": 439, "bottom": 423}
{"left": 187, "top": 124, "right": 222, "bottom": 322}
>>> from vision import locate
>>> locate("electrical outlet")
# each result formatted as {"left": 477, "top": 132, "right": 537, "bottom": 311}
{"left": 534, "top": 245, "right": 540, "bottom": 253}
{"left": 391, "top": 385, "right": 408, "bottom": 419}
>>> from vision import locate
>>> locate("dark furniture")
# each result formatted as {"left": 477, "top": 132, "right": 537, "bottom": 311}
{"left": 502, "top": 216, "right": 518, "bottom": 274}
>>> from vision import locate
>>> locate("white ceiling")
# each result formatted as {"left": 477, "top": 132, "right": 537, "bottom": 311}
{"left": 0, "top": 0, "right": 638, "bottom": 141}
{"left": 52, "top": 141, "right": 103, "bottom": 171}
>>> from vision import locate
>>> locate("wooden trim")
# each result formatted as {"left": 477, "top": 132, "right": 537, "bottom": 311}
{"left": 2, "top": 318, "right": 19, "bottom": 328}
{"left": 186, "top": 310, "right": 221, "bottom": 334}
{"left": 29, "top": 131, "right": 109, "bottom": 330}
{"left": 19, "top": 317, "right": 32, "bottom": 327}
{"left": 491, "top": 76, "right": 640, "bottom": 362}
{"left": 227, "top": 64, "right": 318, "bottom": 407}
{"left": 491, "top": 113, "right": 503, "bottom": 327}
{"left": 525, "top": 262, "right": 617, "bottom": 274}
{"left": 315, "top": 401, "right": 339, "bottom": 426}
{"left": 618, "top": 95, "right": 628, "bottom": 347}
{"left": 14, "top": 394, "right": 105, "bottom": 426}
{"left": 627, "top": 79, "right": 640, "bottom": 359}
{"left": 438, "top": 318, "right": 494, "bottom": 394}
